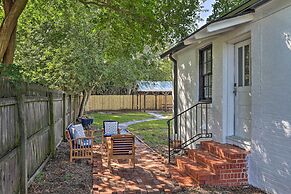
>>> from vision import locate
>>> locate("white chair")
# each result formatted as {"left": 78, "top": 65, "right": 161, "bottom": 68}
{"left": 102, "top": 120, "right": 121, "bottom": 149}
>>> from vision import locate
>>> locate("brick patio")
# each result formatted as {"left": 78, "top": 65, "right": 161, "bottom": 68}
{"left": 92, "top": 140, "right": 184, "bottom": 194}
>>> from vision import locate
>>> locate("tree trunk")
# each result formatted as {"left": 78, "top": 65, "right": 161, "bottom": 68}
{"left": 78, "top": 90, "right": 88, "bottom": 118}
{"left": 84, "top": 90, "right": 91, "bottom": 108}
{"left": 3, "top": 25, "right": 17, "bottom": 64}
{"left": 2, "top": 0, "right": 16, "bottom": 64}
{"left": 78, "top": 87, "right": 94, "bottom": 117}
{"left": 0, "top": 0, "right": 28, "bottom": 63}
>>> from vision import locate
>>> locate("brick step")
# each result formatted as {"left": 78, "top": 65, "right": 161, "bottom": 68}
{"left": 169, "top": 165, "right": 199, "bottom": 187}
{"left": 172, "top": 141, "right": 249, "bottom": 187}
{"left": 188, "top": 149, "right": 233, "bottom": 172}
{"left": 176, "top": 156, "right": 217, "bottom": 185}
{"left": 201, "top": 141, "right": 248, "bottom": 161}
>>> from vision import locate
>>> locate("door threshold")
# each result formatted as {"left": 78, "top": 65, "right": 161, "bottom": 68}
{"left": 226, "top": 135, "right": 251, "bottom": 151}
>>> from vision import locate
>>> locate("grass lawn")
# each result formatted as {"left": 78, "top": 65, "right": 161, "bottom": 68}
{"left": 127, "top": 119, "right": 168, "bottom": 155}
{"left": 88, "top": 111, "right": 170, "bottom": 155}
{"left": 88, "top": 111, "right": 154, "bottom": 128}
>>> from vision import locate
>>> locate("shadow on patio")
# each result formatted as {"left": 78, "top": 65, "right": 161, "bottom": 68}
{"left": 92, "top": 140, "right": 183, "bottom": 194}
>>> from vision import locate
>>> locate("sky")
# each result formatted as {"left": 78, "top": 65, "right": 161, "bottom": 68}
{"left": 198, "top": 0, "right": 215, "bottom": 27}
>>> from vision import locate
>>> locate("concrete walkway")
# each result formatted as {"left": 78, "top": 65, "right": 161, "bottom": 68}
{"left": 119, "top": 111, "right": 168, "bottom": 134}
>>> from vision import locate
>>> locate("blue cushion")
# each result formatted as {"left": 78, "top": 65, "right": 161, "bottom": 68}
{"left": 83, "top": 139, "right": 92, "bottom": 146}
{"left": 72, "top": 124, "right": 86, "bottom": 140}
{"left": 68, "top": 123, "right": 74, "bottom": 139}
{"left": 81, "top": 118, "right": 93, "bottom": 126}
{"left": 72, "top": 139, "right": 92, "bottom": 148}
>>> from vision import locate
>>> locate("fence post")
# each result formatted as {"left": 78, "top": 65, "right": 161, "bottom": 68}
{"left": 136, "top": 93, "right": 138, "bottom": 110}
{"left": 75, "top": 94, "right": 78, "bottom": 116}
{"left": 155, "top": 94, "right": 157, "bottom": 110}
{"left": 131, "top": 94, "right": 134, "bottom": 110}
{"left": 165, "top": 92, "right": 168, "bottom": 112}
{"left": 139, "top": 94, "right": 142, "bottom": 112}
{"left": 143, "top": 93, "right": 146, "bottom": 112}
{"left": 49, "top": 92, "right": 56, "bottom": 158}
{"left": 17, "top": 92, "right": 28, "bottom": 194}
{"left": 68, "top": 95, "right": 72, "bottom": 123}
{"left": 73, "top": 94, "right": 78, "bottom": 122}
{"left": 62, "top": 93, "right": 66, "bottom": 141}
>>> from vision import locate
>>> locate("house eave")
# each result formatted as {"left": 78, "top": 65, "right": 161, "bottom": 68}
{"left": 160, "top": 0, "right": 271, "bottom": 59}
{"left": 207, "top": 13, "right": 254, "bottom": 32}
{"left": 160, "top": 13, "right": 254, "bottom": 58}
{"left": 183, "top": 13, "right": 254, "bottom": 45}
{"left": 160, "top": 42, "right": 187, "bottom": 59}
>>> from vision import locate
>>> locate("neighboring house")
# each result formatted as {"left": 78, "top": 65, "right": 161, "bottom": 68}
{"left": 161, "top": 0, "right": 291, "bottom": 193}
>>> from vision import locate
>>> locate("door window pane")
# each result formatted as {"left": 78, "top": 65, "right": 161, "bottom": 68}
{"left": 205, "top": 63, "right": 208, "bottom": 74}
{"left": 206, "top": 62, "right": 211, "bottom": 74}
{"left": 238, "top": 47, "right": 243, "bottom": 87}
{"left": 207, "top": 49, "right": 212, "bottom": 62}
{"left": 204, "top": 88, "right": 209, "bottom": 99}
{"left": 244, "top": 45, "right": 250, "bottom": 86}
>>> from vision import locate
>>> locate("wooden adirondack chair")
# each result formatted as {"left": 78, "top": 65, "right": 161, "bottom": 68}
{"left": 65, "top": 123, "right": 95, "bottom": 162}
{"left": 107, "top": 134, "right": 136, "bottom": 170}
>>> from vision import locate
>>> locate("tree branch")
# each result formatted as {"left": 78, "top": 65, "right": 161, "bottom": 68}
{"left": 0, "top": 0, "right": 28, "bottom": 62}
{"left": 78, "top": 0, "right": 152, "bottom": 23}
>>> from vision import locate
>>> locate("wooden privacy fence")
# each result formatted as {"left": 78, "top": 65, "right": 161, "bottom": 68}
{"left": 85, "top": 94, "right": 173, "bottom": 112}
{"left": 0, "top": 78, "right": 80, "bottom": 194}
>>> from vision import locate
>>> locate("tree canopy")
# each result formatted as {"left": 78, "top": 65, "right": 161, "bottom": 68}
{"left": 0, "top": 0, "right": 205, "bottom": 115}
{"left": 1, "top": 0, "right": 203, "bottom": 64}
{"left": 207, "top": 0, "right": 247, "bottom": 21}
{"left": 11, "top": 0, "right": 179, "bottom": 91}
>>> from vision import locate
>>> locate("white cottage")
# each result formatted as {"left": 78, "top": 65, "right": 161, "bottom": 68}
{"left": 161, "top": 0, "right": 291, "bottom": 193}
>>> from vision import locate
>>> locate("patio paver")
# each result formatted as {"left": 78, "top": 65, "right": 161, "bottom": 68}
{"left": 92, "top": 140, "right": 181, "bottom": 194}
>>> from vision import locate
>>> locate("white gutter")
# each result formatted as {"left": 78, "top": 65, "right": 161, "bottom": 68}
{"left": 207, "top": 13, "right": 254, "bottom": 32}
{"left": 183, "top": 13, "right": 254, "bottom": 45}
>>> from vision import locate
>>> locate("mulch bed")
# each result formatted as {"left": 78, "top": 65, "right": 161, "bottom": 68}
{"left": 177, "top": 185, "right": 266, "bottom": 194}
{"left": 28, "top": 142, "right": 92, "bottom": 194}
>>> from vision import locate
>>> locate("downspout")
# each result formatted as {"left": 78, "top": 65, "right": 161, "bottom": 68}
{"left": 169, "top": 53, "right": 178, "bottom": 134}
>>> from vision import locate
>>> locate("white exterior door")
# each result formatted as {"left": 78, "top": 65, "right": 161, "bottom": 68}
{"left": 234, "top": 40, "right": 251, "bottom": 140}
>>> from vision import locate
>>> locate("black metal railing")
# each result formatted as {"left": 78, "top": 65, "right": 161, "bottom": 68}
{"left": 167, "top": 102, "right": 212, "bottom": 163}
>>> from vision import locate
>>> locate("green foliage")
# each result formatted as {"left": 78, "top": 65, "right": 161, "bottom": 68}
{"left": 35, "top": 172, "right": 45, "bottom": 183}
{"left": 80, "top": 0, "right": 203, "bottom": 46}
{"left": 9, "top": 0, "right": 204, "bottom": 94}
{"left": 0, "top": 63, "right": 24, "bottom": 82}
{"left": 15, "top": 0, "right": 109, "bottom": 92}
{"left": 63, "top": 173, "right": 72, "bottom": 181}
{"left": 207, "top": 0, "right": 247, "bottom": 21}
{"left": 0, "top": 4, "right": 3, "bottom": 19}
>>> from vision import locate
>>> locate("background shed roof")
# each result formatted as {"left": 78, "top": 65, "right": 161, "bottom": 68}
{"left": 136, "top": 81, "right": 172, "bottom": 92}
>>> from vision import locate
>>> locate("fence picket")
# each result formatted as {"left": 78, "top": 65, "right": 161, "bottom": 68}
{"left": 85, "top": 95, "right": 172, "bottom": 111}
{"left": 0, "top": 78, "right": 79, "bottom": 193}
